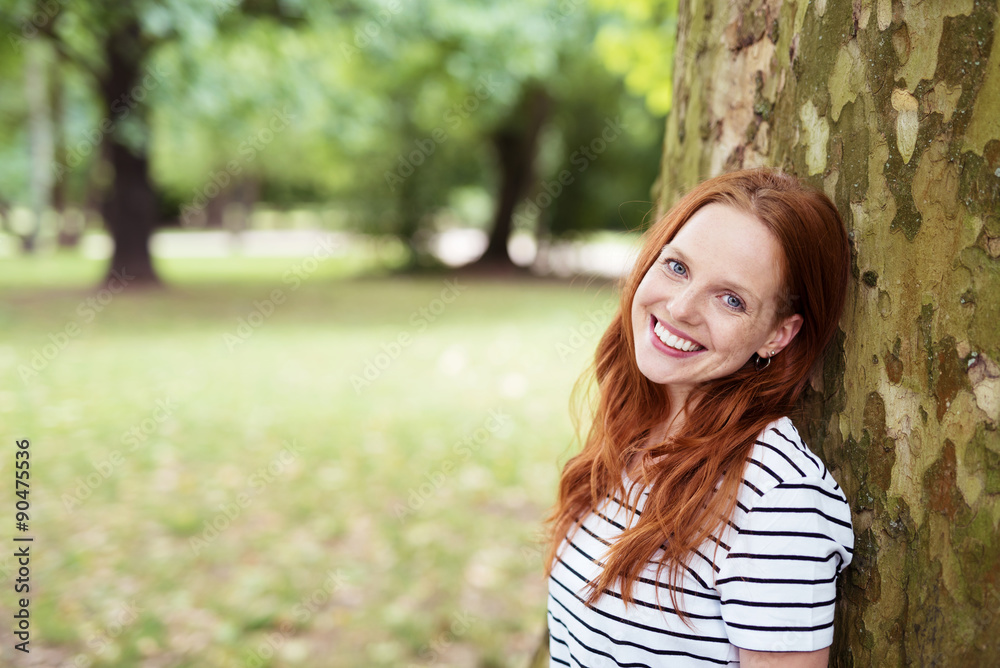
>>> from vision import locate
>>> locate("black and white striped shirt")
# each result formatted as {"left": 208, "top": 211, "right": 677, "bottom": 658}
{"left": 548, "top": 416, "right": 854, "bottom": 667}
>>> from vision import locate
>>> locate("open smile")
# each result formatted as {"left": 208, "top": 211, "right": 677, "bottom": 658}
{"left": 649, "top": 315, "right": 707, "bottom": 356}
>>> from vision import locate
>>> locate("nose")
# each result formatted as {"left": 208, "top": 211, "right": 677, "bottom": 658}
{"left": 667, "top": 284, "right": 699, "bottom": 324}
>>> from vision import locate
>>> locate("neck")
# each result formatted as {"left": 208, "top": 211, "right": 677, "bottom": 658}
{"left": 661, "top": 389, "right": 697, "bottom": 438}
{"left": 627, "top": 399, "right": 692, "bottom": 476}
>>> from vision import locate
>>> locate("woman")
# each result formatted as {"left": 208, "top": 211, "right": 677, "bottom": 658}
{"left": 544, "top": 168, "right": 854, "bottom": 667}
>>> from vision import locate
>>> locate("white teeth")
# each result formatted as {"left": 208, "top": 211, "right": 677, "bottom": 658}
{"left": 653, "top": 321, "right": 703, "bottom": 352}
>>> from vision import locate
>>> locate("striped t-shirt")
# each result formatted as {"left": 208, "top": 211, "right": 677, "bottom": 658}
{"left": 547, "top": 416, "right": 854, "bottom": 666}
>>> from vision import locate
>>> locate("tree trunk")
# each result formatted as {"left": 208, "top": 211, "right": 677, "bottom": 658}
{"left": 52, "top": 53, "right": 81, "bottom": 249}
{"left": 25, "top": 39, "right": 53, "bottom": 254}
{"left": 99, "top": 19, "right": 160, "bottom": 287}
{"left": 477, "top": 85, "right": 551, "bottom": 268}
{"left": 659, "top": 0, "right": 1000, "bottom": 665}
{"left": 204, "top": 185, "right": 229, "bottom": 229}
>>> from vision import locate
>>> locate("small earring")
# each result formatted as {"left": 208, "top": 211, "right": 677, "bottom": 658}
{"left": 755, "top": 351, "right": 771, "bottom": 371}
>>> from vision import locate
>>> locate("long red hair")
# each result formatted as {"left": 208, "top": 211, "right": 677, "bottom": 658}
{"left": 544, "top": 167, "right": 851, "bottom": 620}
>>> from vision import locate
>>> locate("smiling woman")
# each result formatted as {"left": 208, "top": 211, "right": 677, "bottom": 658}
{"left": 543, "top": 168, "right": 853, "bottom": 667}
{"left": 631, "top": 202, "right": 804, "bottom": 426}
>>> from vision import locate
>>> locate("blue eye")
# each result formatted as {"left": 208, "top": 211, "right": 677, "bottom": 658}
{"left": 664, "top": 259, "right": 685, "bottom": 276}
{"left": 724, "top": 294, "right": 745, "bottom": 311}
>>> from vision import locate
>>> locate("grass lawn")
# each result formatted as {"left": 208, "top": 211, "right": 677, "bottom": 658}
{"left": 0, "top": 250, "right": 620, "bottom": 667}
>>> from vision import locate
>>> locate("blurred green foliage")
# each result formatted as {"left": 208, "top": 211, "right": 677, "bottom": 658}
{"left": 0, "top": 0, "right": 677, "bottom": 245}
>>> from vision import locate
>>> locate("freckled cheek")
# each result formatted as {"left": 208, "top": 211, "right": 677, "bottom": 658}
{"left": 630, "top": 299, "right": 645, "bottom": 325}
{"left": 634, "top": 278, "right": 671, "bottom": 316}
{"left": 711, "top": 324, "right": 754, "bottom": 356}
{"left": 702, "top": 322, "right": 743, "bottom": 353}
{"left": 632, "top": 283, "right": 657, "bottom": 319}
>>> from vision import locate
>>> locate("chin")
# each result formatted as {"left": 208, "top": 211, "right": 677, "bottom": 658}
{"left": 633, "top": 354, "right": 677, "bottom": 386}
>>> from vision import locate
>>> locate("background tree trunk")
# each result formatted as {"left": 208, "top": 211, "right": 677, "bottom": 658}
{"left": 100, "top": 18, "right": 160, "bottom": 287}
{"left": 659, "top": 0, "right": 1000, "bottom": 665}
{"left": 51, "top": 54, "right": 79, "bottom": 249}
{"left": 477, "top": 85, "right": 551, "bottom": 269}
{"left": 25, "top": 39, "right": 53, "bottom": 254}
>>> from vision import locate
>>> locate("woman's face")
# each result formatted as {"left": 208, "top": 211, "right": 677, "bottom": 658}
{"left": 630, "top": 202, "right": 803, "bottom": 402}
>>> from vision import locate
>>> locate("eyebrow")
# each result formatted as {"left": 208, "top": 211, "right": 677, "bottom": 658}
{"left": 660, "top": 244, "right": 762, "bottom": 307}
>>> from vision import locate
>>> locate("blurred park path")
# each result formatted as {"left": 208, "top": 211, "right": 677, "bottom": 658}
{"left": 63, "top": 228, "right": 640, "bottom": 280}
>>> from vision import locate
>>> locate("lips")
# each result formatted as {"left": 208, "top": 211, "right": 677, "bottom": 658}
{"left": 651, "top": 316, "right": 706, "bottom": 351}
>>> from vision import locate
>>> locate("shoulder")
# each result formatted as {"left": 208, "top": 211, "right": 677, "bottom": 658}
{"left": 734, "top": 416, "right": 854, "bottom": 551}
{"left": 732, "top": 416, "right": 854, "bottom": 558}
{"left": 713, "top": 417, "right": 854, "bottom": 651}
{"left": 743, "top": 416, "right": 844, "bottom": 497}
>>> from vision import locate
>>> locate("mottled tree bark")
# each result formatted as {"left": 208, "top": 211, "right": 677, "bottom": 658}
{"left": 659, "top": 0, "right": 1000, "bottom": 665}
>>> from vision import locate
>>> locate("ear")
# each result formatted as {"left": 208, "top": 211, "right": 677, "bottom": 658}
{"left": 759, "top": 313, "right": 803, "bottom": 357}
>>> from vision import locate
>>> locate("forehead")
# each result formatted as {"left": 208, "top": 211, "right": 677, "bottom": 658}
{"left": 664, "top": 203, "right": 785, "bottom": 300}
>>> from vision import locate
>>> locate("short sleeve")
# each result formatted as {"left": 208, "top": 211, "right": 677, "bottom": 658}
{"left": 716, "top": 478, "right": 854, "bottom": 652}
